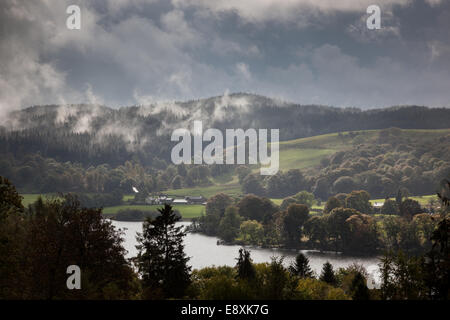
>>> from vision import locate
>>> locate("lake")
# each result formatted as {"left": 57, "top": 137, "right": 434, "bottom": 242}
{"left": 111, "top": 220, "right": 382, "bottom": 287}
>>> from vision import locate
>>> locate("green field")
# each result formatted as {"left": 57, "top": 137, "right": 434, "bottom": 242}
{"left": 273, "top": 131, "right": 355, "bottom": 170}
{"left": 102, "top": 204, "right": 205, "bottom": 219}
{"left": 277, "top": 148, "right": 336, "bottom": 170}
{"left": 164, "top": 183, "right": 242, "bottom": 198}
{"left": 21, "top": 194, "right": 62, "bottom": 206}
{"left": 270, "top": 198, "right": 283, "bottom": 206}
{"left": 21, "top": 194, "right": 42, "bottom": 206}
{"left": 122, "top": 194, "right": 135, "bottom": 202}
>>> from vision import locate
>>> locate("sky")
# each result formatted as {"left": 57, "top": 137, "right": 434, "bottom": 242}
{"left": 1, "top": 0, "right": 450, "bottom": 114}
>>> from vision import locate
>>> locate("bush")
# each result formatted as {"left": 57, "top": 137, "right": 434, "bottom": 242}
{"left": 296, "top": 278, "right": 349, "bottom": 300}
{"left": 333, "top": 176, "right": 356, "bottom": 194}
{"left": 324, "top": 196, "right": 342, "bottom": 214}
{"left": 380, "top": 199, "right": 399, "bottom": 215}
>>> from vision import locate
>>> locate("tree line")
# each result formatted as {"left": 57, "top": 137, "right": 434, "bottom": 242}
{"left": 193, "top": 186, "right": 446, "bottom": 255}
{"left": 0, "top": 151, "right": 226, "bottom": 194}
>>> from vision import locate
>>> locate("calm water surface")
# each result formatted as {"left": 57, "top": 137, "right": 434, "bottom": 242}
{"left": 111, "top": 220, "right": 381, "bottom": 285}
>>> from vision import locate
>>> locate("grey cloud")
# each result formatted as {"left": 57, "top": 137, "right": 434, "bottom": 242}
{"left": 0, "top": 0, "right": 449, "bottom": 116}
{"left": 172, "top": 0, "right": 412, "bottom": 24}
{"left": 258, "top": 44, "right": 450, "bottom": 107}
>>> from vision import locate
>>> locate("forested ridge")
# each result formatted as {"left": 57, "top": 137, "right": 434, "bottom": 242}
{"left": 1, "top": 94, "right": 450, "bottom": 166}
{"left": 1, "top": 94, "right": 450, "bottom": 196}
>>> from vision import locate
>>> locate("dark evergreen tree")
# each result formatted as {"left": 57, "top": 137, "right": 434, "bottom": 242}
{"left": 350, "top": 272, "right": 370, "bottom": 300}
{"left": 235, "top": 248, "right": 256, "bottom": 280}
{"left": 319, "top": 261, "right": 337, "bottom": 286}
{"left": 289, "top": 253, "right": 314, "bottom": 278}
{"left": 136, "top": 204, "right": 191, "bottom": 299}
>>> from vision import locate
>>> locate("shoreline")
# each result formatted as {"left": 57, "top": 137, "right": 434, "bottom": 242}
{"left": 109, "top": 218, "right": 383, "bottom": 259}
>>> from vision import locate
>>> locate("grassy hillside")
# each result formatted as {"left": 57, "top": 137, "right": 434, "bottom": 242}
{"left": 102, "top": 204, "right": 205, "bottom": 219}
{"left": 164, "top": 128, "right": 450, "bottom": 198}
{"left": 162, "top": 131, "right": 360, "bottom": 198}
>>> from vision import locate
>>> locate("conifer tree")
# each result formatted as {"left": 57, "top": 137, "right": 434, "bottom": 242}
{"left": 289, "top": 253, "right": 314, "bottom": 278}
{"left": 320, "top": 261, "right": 337, "bottom": 286}
{"left": 235, "top": 248, "right": 256, "bottom": 280}
{"left": 136, "top": 204, "right": 191, "bottom": 299}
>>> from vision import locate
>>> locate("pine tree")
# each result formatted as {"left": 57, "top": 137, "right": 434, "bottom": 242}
{"left": 136, "top": 204, "right": 191, "bottom": 299}
{"left": 319, "top": 261, "right": 337, "bottom": 286}
{"left": 235, "top": 248, "right": 255, "bottom": 280}
{"left": 350, "top": 272, "right": 370, "bottom": 300}
{"left": 289, "top": 253, "right": 314, "bottom": 278}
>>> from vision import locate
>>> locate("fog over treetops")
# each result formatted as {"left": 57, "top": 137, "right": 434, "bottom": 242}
{"left": 3, "top": 92, "right": 450, "bottom": 139}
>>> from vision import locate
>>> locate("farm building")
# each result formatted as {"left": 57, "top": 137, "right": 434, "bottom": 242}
{"left": 144, "top": 195, "right": 206, "bottom": 205}
{"left": 173, "top": 199, "right": 189, "bottom": 204}
{"left": 145, "top": 196, "right": 173, "bottom": 205}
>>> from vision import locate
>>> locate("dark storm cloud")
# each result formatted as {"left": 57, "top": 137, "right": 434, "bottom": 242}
{"left": 0, "top": 0, "right": 449, "bottom": 115}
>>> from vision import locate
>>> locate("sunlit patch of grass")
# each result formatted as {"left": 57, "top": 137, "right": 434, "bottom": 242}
{"left": 102, "top": 204, "right": 205, "bottom": 219}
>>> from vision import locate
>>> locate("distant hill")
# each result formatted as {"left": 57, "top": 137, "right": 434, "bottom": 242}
{"left": 1, "top": 93, "right": 450, "bottom": 167}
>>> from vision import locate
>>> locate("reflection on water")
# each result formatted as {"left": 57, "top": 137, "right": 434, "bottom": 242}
{"left": 111, "top": 220, "right": 381, "bottom": 286}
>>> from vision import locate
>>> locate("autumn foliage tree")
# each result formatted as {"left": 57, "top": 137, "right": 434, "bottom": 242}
{"left": 25, "top": 195, "right": 138, "bottom": 299}
{"left": 1, "top": 177, "right": 138, "bottom": 299}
